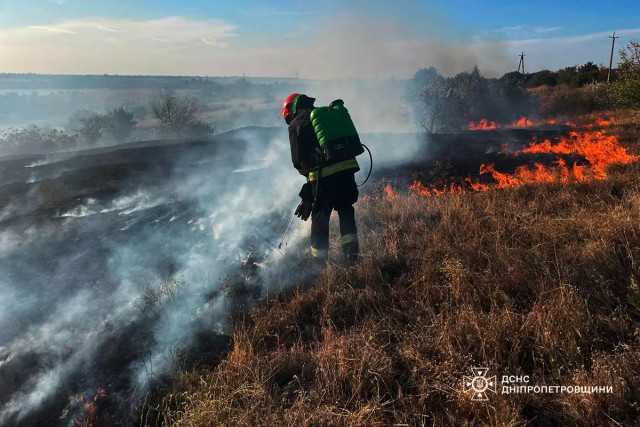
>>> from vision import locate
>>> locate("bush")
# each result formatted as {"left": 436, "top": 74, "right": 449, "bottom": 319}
{"left": 0, "top": 125, "right": 78, "bottom": 155}
{"left": 609, "top": 79, "right": 640, "bottom": 109}
{"left": 556, "top": 66, "right": 577, "bottom": 86}
{"left": 618, "top": 40, "right": 640, "bottom": 81}
{"left": 77, "top": 113, "right": 109, "bottom": 145}
{"left": 536, "top": 83, "right": 613, "bottom": 117}
{"left": 530, "top": 69, "right": 557, "bottom": 87}
{"left": 67, "top": 106, "right": 137, "bottom": 146}
{"left": 152, "top": 95, "right": 215, "bottom": 138}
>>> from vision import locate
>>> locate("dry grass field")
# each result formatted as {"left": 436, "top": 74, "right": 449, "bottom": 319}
{"left": 149, "top": 111, "right": 640, "bottom": 426}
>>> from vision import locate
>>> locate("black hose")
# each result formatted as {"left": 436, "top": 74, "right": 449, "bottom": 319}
{"left": 357, "top": 144, "right": 373, "bottom": 187}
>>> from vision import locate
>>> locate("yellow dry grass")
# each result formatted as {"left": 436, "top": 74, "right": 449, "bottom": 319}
{"left": 150, "top": 116, "right": 640, "bottom": 426}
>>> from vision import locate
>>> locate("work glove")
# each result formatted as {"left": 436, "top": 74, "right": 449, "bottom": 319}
{"left": 294, "top": 200, "right": 313, "bottom": 221}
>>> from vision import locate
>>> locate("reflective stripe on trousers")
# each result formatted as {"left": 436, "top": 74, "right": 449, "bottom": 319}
{"left": 311, "top": 246, "right": 329, "bottom": 259}
{"left": 340, "top": 233, "right": 358, "bottom": 246}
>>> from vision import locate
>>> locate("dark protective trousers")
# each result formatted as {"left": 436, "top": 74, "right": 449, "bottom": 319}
{"left": 310, "top": 172, "right": 359, "bottom": 261}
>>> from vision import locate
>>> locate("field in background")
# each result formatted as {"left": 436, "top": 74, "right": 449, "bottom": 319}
{"left": 152, "top": 112, "right": 640, "bottom": 426}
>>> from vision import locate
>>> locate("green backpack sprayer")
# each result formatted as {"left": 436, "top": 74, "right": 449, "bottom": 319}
{"left": 310, "top": 99, "right": 372, "bottom": 186}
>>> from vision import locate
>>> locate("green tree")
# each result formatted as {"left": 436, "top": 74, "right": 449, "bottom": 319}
{"left": 574, "top": 62, "right": 600, "bottom": 87}
{"left": 557, "top": 66, "right": 578, "bottom": 86}
{"left": 530, "top": 70, "right": 557, "bottom": 87}
{"left": 618, "top": 39, "right": 640, "bottom": 80}
{"left": 607, "top": 40, "right": 640, "bottom": 108}
{"left": 499, "top": 71, "right": 529, "bottom": 88}
{"left": 445, "top": 66, "right": 489, "bottom": 125}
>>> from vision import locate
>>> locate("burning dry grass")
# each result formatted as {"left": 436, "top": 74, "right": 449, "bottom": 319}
{"left": 152, "top": 121, "right": 640, "bottom": 426}
{"left": 412, "top": 121, "right": 638, "bottom": 197}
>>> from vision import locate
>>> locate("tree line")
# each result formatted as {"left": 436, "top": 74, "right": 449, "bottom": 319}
{"left": 406, "top": 39, "right": 640, "bottom": 133}
{"left": 0, "top": 95, "right": 215, "bottom": 155}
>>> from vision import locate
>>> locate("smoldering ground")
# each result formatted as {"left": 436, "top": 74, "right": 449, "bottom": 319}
{"left": 0, "top": 126, "right": 335, "bottom": 426}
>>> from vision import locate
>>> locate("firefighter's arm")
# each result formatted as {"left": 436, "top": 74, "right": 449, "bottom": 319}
{"left": 288, "top": 124, "right": 304, "bottom": 171}
{"left": 298, "top": 182, "right": 313, "bottom": 203}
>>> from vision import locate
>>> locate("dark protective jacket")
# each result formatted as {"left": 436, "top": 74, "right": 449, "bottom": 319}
{"left": 288, "top": 108, "right": 359, "bottom": 202}
{"left": 288, "top": 109, "right": 321, "bottom": 174}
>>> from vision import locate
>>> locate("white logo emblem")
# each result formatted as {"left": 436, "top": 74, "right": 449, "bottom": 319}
{"left": 463, "top": 367, "right": 497, "bottom": 401}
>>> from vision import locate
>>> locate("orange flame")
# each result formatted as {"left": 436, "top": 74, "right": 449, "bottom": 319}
{"left": 520, "top": 130, "right": 635, "bottom": 180}
{"left": 410, "top": 127, "right": 637, "bottom": 196}
{"left": 384, "top": 185, "right": 394, "bottom": 199}
{"left": 409, "top": 180, "right": 432, "bottom": 196}
{"left": 468, "top": 119, "right": 498, "bottom": 130}
{"left": 467, "top": 117, "right": 578, "bottom": 130}
{"left": 586, "top": 117, "right": 616, "bottom": 129}
{"left": 75, "top": 388, "right": 107, "bottom": 427}
{"left": 506, "top": 117, "right": 564, "bottom": 128}
{"left": 513, "top": 117, "right": 533, "bottom": 127}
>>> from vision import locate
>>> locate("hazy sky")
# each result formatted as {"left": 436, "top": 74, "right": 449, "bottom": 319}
{"left": 0, "top": 0, "right": 639, "bottom": 78}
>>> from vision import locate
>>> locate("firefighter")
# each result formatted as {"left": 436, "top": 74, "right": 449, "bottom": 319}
{"left": 282, "top": 93, "right": 360, "bottom": 264}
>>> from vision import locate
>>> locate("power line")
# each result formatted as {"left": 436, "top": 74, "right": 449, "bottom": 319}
{"left": 607, "top": 31, "right": 619, "bottom": 83}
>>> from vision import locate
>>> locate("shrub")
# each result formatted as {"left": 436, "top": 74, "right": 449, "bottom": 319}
{"left": 0, "top": 125, "right": 78, "bottom": 155}
{"left": 67, "top": 106, "right": 137, "bottom": 145}
{"left": 609, "top": 79, "right": 640, "bottom": 109}
{"left": 530, "top": 69, "right": 557, "bottom": 87}
{"left": 152, "top": 95, "right": 215, "bottom": 138}
{"left": 536, "top": 83, "right": 613, "bottom": 117}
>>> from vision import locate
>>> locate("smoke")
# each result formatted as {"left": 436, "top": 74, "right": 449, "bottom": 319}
{"left": 0, "top": 124, "right": 321, "bottom": 424}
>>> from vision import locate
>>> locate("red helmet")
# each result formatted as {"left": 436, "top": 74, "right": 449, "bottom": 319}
{"left": 282, "top": 93, "right": 300, "bottom": 124}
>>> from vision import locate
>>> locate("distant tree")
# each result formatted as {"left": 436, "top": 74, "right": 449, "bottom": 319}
{"left": 406, "top": 66, "right": 535, "bottom": 132}
{"left": 152, "top": 96, "right": 199, "bottom": 133}
{"left": 405, "top": 67, "right": 448, "bottom": 133}
{"left": 106, "top": 106, "right": 136, "bottom": 141}
{"left": 530, "top": 70, "right": 558, "bottom": 87}
{"left": 445, "top": 66, "right": 490, "bottom": 125}
{"left": 598, "top": 66, "right": 615, "bottom": 82}
{"left": 575, "top": 62, "right": 600, "bottom": 87}
{"left": 77, "top": 113, "right": 109, "bottom": 145}
{"left": 0, "top": 125, "right": 78, "bottom": 154}
{"left": 152, "top": 96, "right": 215, "bottom": 138}
{"left": 607, "top": 41, "right": 640, "bottom": 108}
{"left": 618, "top": 39, "right": 640, "bottom": 80}
{"left": 557, "top": 66, "right": 578, "bottom": 86}
{"left": 499, "top": 71, "right": 529, "bottom": 88}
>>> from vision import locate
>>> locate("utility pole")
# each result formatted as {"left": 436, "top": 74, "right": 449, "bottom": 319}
{"left": 517, "top": 52, "right": 526, "bottom": 74}
{"left": 607, "top": 31, "right": 619, "bottom": 83}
